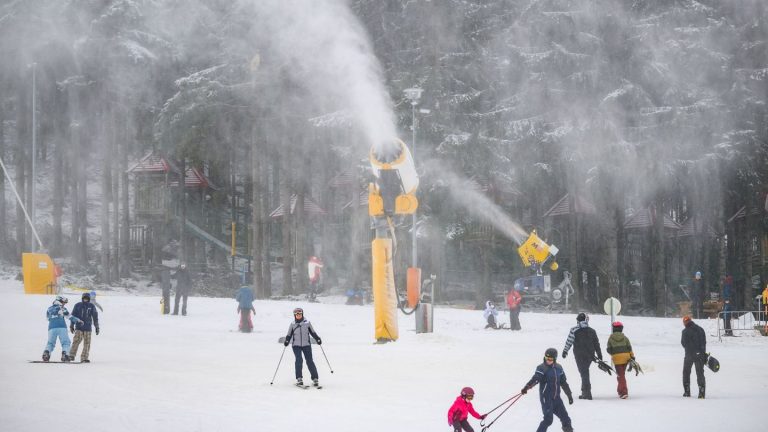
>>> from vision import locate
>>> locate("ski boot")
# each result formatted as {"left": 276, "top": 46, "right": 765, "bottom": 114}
{"left": 312, "top": 378, "right": 320, "bottom": 387}
{"left": 62, "top": 352, "right": 71, "bottom": 362}
{"left": 683, "top": 385, "right": 690, "bottom": 397}
{"left": 42, "top": 350, "right": 50, "bottom": 362}
{"left": 578, "top": 390, "right": 592, "bottom": 400}
{"left": 698, "top": 387, "right": 705, "bottom": 399}
{"left": 562, "top": 425, "right": 574, "bottom": 432}
{"left": 296, "top": 378, "right": 304, "bottom": 386}
{"left": 81, "top": 359, "right": 90, "bottom": 363}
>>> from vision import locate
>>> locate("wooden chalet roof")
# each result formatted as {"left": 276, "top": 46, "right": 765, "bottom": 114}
{"left": 341, "top": 191, "right": 369, "bottom": 210}
{"left": 269, "top": 194, "right": 327, "bottom": 218}
{"left": 169, "top": 167, "right": 219, "bottom": 190}
{"left": 544, "top": 193, "right": 597, "bottom": 217}
{"left": 677, "top": 217, "right": 716, "bottom": 238}
{"left": 624, "top": 207, "right": 681, "bottom": 230}
{"left": 328, "top": 170, "right": 356, "bottom": 188}
{"left": 727, "top": 205, "right": 762, "bottom": 224}
{"left": 127, "top": 152, "right": 180, "bottom": 174}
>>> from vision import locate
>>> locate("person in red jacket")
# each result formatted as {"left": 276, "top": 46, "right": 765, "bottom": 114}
{"left": 447, "top": 387, "right": 486, "bottom": 432}
{"left": 507, "top": 288, "right": 522, "bottom": 330}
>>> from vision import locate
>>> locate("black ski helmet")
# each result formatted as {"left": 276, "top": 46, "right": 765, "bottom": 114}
{"left": 576, "top": 312, "right": 587, "bottom": 322}
{"left": 461, "top": 387, "right": 475, "bottom": 397}
{"left": 544, "top": 348, "right": 558, "bottom": 362}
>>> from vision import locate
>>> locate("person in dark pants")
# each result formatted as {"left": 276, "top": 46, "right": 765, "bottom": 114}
{"left": 562, "top": 312, "right": 602, "bottom": 400}
{"left": 172, "top": 263, "right": 192, "bottom": 316}
{"left": 284, "top": 307, "right": 322, "bottom": 387}
{"left": 69, "top": 292, "right": 100, "bottom": 362}
{"left": 681, "top": 315, "right": 707, "bottom": 399}
{"left": 506, "top": 288, "right": 522, "bottom": 330}
{"left": 521, "top": 348, "right": 574, "bottom": 432}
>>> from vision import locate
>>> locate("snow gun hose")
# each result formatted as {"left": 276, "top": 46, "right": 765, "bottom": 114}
{"left": 319, "top": 344, "right": 334, "bottom": 373}
{"left": 480, "top": 393, "right": 523, "bottom": 431}
{"left": 270, "top": 345, "right": 288, "bottom": 385}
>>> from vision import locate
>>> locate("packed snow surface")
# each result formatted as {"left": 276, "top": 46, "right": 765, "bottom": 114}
{"left": 1, "top": 279, "right": 766, "bottom": 432}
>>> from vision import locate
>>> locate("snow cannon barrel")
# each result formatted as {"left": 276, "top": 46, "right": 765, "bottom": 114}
{"left": 517, "top": 230, "right": 559, "bottom": 271}
{"left": 368, "top": 139, "right": 419, "bottom": 217}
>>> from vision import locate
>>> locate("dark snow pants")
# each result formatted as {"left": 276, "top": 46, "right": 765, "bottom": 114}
{"left": 173, "top": 287, "right": 188, "bottom": 315}
{"left": 536, "top": 397, "right": 571, "bottom": 432}
{"left": 293, "top": 345, "right": 319, "bottom": 380}
{"left": 452, "top": 419, "right": 474, "bottom": 432}
{"left": 485, "top": 314, "right": 498, "bottom": 329}
{"left": 683, "top": 355, "right": 705, "bottom": 389}
{"left": 575, "top": 355, "right": 592, "bottom": 396}
{"left": 509, "top": 307, "right": 521, "bottom": 330}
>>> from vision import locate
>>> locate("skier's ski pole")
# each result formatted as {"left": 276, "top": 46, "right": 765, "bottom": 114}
{"left": 269, "top": 345, "right": 288, "bottom": 385}
{"left": 480, "top": 393, "right": 523, "bottom": 431}
{"left": 319, "top": 344, "right": 334, "bottom": 373}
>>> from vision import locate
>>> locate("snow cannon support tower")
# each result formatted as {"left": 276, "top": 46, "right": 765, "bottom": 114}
{"left": 369, "top": 139, "right": 419, "bottom": 343}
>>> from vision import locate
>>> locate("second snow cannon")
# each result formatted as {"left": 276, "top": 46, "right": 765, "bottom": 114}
{"left": 368, "top": 139, "right": 419, "bottom": 343}
{"left": 517, "top": 230, "right": 559, "bottom": 273}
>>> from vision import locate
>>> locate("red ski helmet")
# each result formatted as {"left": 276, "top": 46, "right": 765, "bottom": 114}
{"left": 460, "top": 387, "right": 475, "bottom": 397}
{"left": 612, "top": 321, "right": 624, "bottom": 331}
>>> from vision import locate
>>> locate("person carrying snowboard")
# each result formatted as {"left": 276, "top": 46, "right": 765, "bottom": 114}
{"left": 283, "top": 307, "right": 322, "bottom": 387}
{"left": 235, "top": 286, "right": 255, "bottom": 333}
{"left": 681, "top": 315, "right": 707, "bottom": 399}
{"left": 606, "top": 321, "right": 634, "bottom": 399}
{"left": 483, "top": 301, "right": 499, "bottom": 329}
{"left": 506, "top": 287, "right": 522, "bottom": 330}
{"left": 562, "top": 312, "right": 602, "bottom": 400}
{"left": 69, "top": 292, "right": 100, "bottom": 363}
{"left": 446, "top": 387, "right": 486, "bottom": 432}
{"left": 521, "top": 348, "right": 574, "bottom": 432}
{"left": 42, "top": 296, "right": 82, "bottom": 362}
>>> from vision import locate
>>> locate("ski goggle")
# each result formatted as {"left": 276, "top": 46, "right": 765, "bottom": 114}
{"left": 465, "top": 395, "right": 474, "bottom": 400}
{"left": 294, "top": 311, "right": 303, "bottom": 316}
{"left": 545, "top": 355, "right": 555, "bottom": 362}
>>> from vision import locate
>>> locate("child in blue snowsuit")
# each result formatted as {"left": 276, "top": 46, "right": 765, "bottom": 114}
{"left": 521, "top": 348, "right": 574, "bottom": 432}
{"left": 235, "top": 286, "right": 255, "bottom": 332}
{"left": 43, "top": 296, "right": 82, "bottom": 362}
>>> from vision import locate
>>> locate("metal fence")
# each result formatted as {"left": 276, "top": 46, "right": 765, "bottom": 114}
{"left": 716, "top": 309, "right": 768, "bottom": 341}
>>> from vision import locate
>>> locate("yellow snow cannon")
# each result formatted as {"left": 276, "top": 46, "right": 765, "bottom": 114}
{"left": 517, "top": 230, "right": 559, "bottom": 272}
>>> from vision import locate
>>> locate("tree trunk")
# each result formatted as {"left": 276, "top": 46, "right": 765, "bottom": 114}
{"left": 743, "top": 203, "right": 754, "bottom": 310}
{"left": 262, "top": 156, "right": 272, "bottom": 297}
{"left": 653, "top": 200, "right": 666, "bottom": 316}
{"left": 51, "top": 91, "right": 64, "bottom": 257}
{"left": 0, "top": 100, "right": 7, "bottom": 259}
{"left": 179, "top": 157, "right": 187, "bottom": 264}
{"left": 100, "top": 101, "right": 111, "bottom": 283}
{"left": 568, "top": 193, "right": 581, "bottom": 311}
{"left": 16, "top": 83, "right": 28, "bottom": 260}
{"left": 120, "top": 129, "right": 131, "bottom": 276}
{"left": 280, "top": 149, "right": 293, "bottom": 296}
{"left": 111, "top": 108, "right": 120, "bottom": 279}
{"left": 77, "top": 120, "right": 88, "bottom": 264}
{"left": 295, "top": 154, "right": 308, "bottom": 294}
{"left": 251, "top": 127, "right": 264, "bottom": 297}
{"left": 615, "top": 206, "right": 625, "bottom": 301}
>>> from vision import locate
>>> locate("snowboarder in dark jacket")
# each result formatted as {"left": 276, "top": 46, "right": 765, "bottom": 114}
{"left": 69, "top": 292, "right": 100, "bottom": 362}
{"left": 284, "top": 307, "right": 322, "bottom": 387}
{"left": 521, "top": 348, "right": 574, "bottom": 432}
{"left": 562, "top": 312, "right": 601, "bottom": 400}
{"left": 172, "top": 263, "right": 192, "bottom": 316}
{"left": 681, "top": 315, "right": 707, "bottom": 399}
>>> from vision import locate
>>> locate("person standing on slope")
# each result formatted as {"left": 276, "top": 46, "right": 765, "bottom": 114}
{"left": 446, "top": 387, "right": 486, "bottom": 432}
{"left": 606, "top": 321, "right": 634, "bottom": 399}
{"left": 42, "top": 296, "right": 82, "bottom": 362}
{"left": 562, "top": 312, "right": 602, "bottom": 400}
{"left": 171, "top": 263, "right": 192, "bottom": 316}
{"left": 521, "top": 348, "right": 574, "bottom": 432}
{"left": 284, "top": 307, "right": 322, "bottom": 387}
{"left": 506, "top": 287, "right": 522, "bottom": 330}
{"left": 69, "top": 292, "right": 100, "bottom": 363}
{"left": 235, "top": 286, "right": 255, "bottom": 333}
{"left": 681, "top": 315, "right": 707, "bottom": 399}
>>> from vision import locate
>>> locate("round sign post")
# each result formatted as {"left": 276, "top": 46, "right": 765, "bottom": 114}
{"left": 603, "top": 297, "right": 622, "bottom": 328}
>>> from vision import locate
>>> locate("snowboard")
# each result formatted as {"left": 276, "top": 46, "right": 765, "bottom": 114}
{"left": 29, "top": 361, "right": 82, "bottom": 364}
{"left": 278, "top": 336, "right": 317, "bottom": 344}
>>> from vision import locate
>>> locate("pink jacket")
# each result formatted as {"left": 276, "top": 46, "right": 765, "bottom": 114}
{"left": 447, "top": 396, "right": 482, "bottom": 425}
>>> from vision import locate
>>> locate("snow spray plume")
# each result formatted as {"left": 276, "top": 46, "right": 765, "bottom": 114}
{"left": 424, "top": 161, "right": 528, "bottom": 246}
{"left": 253, "top": 0, "right": 398, "bottom": 155}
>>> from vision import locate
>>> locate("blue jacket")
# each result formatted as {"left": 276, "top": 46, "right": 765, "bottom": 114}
{"left": 46, "top": 302, "right": 81, "bottom": 330}
{"left": 525, "top": 362, "right": 573, "bottom": 407}
{"left": 72, "top": 301, "right": 99, "bottom": 332}
{"left": 235, "top": 287, "right": 255, "bottom": 310}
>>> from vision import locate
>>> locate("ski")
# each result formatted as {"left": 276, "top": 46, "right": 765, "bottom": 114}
{"left": 295, "top": 384, "right": 310, "bottom": 389}
{"left": 28, "top": 361, "right": 82, "bottom": 364}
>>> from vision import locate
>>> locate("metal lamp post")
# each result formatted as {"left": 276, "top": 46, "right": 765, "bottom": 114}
{"left": 403, "top": 87, "right": 423, "bottom": 268}
{"left": 30, "top": 62, "right": 37, "bottom": 251}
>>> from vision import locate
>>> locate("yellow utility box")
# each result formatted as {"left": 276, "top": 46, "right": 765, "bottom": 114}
{"left": 22, "top": 253, "right": 58, "bottom": 294}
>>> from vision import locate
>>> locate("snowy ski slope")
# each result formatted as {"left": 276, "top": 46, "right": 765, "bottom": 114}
{"left": 1, "top": 279, "right": 766, "bottom": 432}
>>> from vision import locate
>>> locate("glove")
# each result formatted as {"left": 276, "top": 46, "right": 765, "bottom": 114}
{"left": 69, "top": 325, "right": 75, "bottom": 334}
{"left": 284, "top": 340, "right": 290, "bottom": 347}
{"left": 316, "top": 337, "right": 322, "bottom": 345}
{"left": 481, "top": 414, "right": 487, "bottom": 420}
{"left": 567, "top": 393, "right": 574, "bottom": 405}
{"left": 95, "top": 327, "right": 100, "bottom": 335}
{"left": 562, "top": 351, "right": 568, "bottom": 359}
{"left": 521, "top": 386, "right": 529, "bottom": 395}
